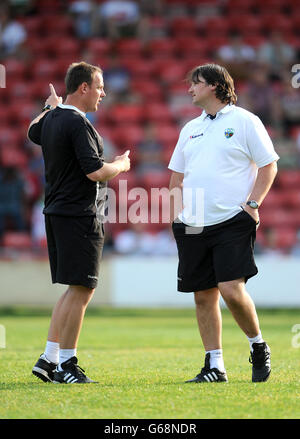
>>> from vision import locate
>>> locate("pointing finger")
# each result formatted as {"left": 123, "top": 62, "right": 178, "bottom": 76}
{"left": 49, "top": 83, "right": 58, "bottom": 97}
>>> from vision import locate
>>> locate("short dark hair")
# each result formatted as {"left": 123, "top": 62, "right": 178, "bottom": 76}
{"left": 65, "top": 62, "right": 103, "bottom": 95}
{"left": 186, "top": 63, "right": 237, "bottom": 105}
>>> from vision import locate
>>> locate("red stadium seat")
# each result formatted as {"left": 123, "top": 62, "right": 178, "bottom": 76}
{"left": 171, "top": 104, "right": 202, "bottom": 122}
{"left": 155, "top": 62, "right": 187, "bottom": 85}
{"left": 49, "top": 38, "right": 80, "bottom": 58}
{"left": 85, "top": 39, "right": 111, "bottom": 57}
{"left": 169, "top": 17, "right": 199, "bottom": 37}
{"left": 2, "top": 232, "right": 32, "bottom": 250}
{"left": 144, "top": 103, "right": 174, "bottom": 124}
{"left": 41, "top": 15, "right": 74, "bottom": 36}
{"left": 155, "top": 124, "right": 180, "bottom": 149}
{"left": 120, "top": 57, "right": 156, "bottom": 78}
{"left": 19, "top": 16, "right": 43, "bottom": 35}
{"left": 255, "top": 0, "right": 288, "bottom": 14}
{"left": 275, "top": 228, "right": 298, "bottom": 249}
{"left": 34, "top": 58, "right": 60, "bottom": 78}
{"left": 3, "top": 59, "right": 27, "bottom": 81}
{"left": 0, "top": 147, "right": 28, "bottom": 169}
{"left": 0, "top": 127, "right": 22, "bottom": 147}
{"left": 257, "top": 190, "right": 286, "bottom": 209}
{"left": 131, "top": 80, "right": 164, "bottom": 102}
{"left": 108, "top": 104, "right": 145, "bottom": 125}
{"left": 110, "top": 124, "right": 144, "bottom": 149}
{"left": 147, "top": 38, "right": 176, "bottom": 58}
{"left": 115, "top": 39, "right": 144, "bottom": 57}
{"left": 174, "top": 36, "right": 210, "bottom": 57}
{"left": 226, "top": 14, "right": 262, "bottom": 35}
{"left": 203, "top": 17, "right": 231, "bottom": 36}
{"left": 283, "top": 190, "right": 300, "bottom": 208}
{"left": 139, "top": 171, "right": 170, "bottom": 190}
{"left": 244, "top": 34, "right": 266, "bottom": 48}
{"left": 260, "top": 208, "right": 300, "bottom": 228}
{"left": 277, "top": 170, "right": 300, "bottom": 188}
{"left": 226, "top": 0, "right": 255, "bottom": 13}
{"left": 261, "top": 13, "right": 291, "bottom": 33}
{"left": 9, "top": 101, "right": 38, "bottom": 124}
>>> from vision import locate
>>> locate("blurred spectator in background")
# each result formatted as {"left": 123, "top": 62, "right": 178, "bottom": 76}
{"left": 270, "top": 126, "right": 300, "bottom": 169}
{"left": 216, "top": 32, "right": 256, "bottom": 78}
{"left": 260, "top": 228, "right": 285, "bottom": 258}
{"left": 135, "top": 123, "right": 165, "bottom": 177}
{"left": 258, "top": 31, "right": 296, "bottom": 80}
{"left": 114, "top": 221, "right": 156, "bottom": 255}
{"left": 0, "top": 4, "right": 27, "bottom": 59}
{"left": 69, "top": 0, "right": 97, "bottom": 39}
{"left": 150, "top": 227, "right": 177, "bottom": 256}
{"left": 278, "top": 75, "right": 300, "bottom": 135}
{"left": 239, "top": 64, "right": 281, "bottom": 126}
{"left": 96, "top": 0, "right": 141, "bottom": 39}
{"left": 103, "top": 54, "right": 131, "bottom": 101}
{"left": 0, "top": 166, "right": 26, "bottom": 238}
{"left": 290, "top": 231, "right": 300, "bottom": 257}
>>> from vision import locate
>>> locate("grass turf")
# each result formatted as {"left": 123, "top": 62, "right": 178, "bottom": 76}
{"left": 0, "top": 308, "right": 299, "bottom": 419}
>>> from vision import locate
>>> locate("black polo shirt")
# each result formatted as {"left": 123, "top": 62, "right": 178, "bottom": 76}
{"left": 28, "top": 106, "right": 106, "bottom": 217}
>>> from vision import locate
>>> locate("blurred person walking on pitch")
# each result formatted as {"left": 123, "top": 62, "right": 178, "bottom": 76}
{"left": 28, "top": 62, "right": 130, "bottom": 384}
{"left": 169, "top": 63, "right": 279, "bottom": 383}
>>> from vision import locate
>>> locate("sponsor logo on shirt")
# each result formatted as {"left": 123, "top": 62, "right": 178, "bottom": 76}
{"left": 190, "top": 134, "right": 203, "bottom": 139}
{"left": 224, "top": 128, "right": 235, "bottom": 138}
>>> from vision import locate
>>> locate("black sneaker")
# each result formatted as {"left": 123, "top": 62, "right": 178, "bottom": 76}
{"left": 185, "top": 353, "right": 228, "bottom": 383}
{"left": 53, "top": 356, "right": 97, "bottom": 384}
{"left": 249, "top": 342, "right": 271, "bottom": 382}
{"left": 32, "top": 354, "right": 57, "bottom": 383}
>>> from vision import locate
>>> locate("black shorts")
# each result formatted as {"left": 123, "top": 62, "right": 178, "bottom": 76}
{"left": 45, "top": 215, "right": 105, "bottom": 289}
{"left": 172, "top": 210, "right": 258, "bottom": 292}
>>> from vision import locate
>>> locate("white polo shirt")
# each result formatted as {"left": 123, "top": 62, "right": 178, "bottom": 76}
{"left": 168, "top": 104, "right": 279, "bottom": 227}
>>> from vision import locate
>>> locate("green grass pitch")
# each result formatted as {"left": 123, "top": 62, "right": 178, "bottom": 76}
{"left": 0, "top": 307, "right": 299, "bottom": 419}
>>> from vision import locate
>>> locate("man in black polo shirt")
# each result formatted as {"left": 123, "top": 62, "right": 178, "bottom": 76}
{"left": 29, "top": 62, "right": 130, "bottom": 384}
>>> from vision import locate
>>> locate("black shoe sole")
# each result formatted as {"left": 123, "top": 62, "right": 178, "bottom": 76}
{"left": 32, "top": 368, "right": 53, "bottom": 383}
{"left": 252, "top": 370, "right": 271, "bottom": 383}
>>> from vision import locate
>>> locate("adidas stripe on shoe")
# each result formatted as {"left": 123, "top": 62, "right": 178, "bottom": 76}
{"left": 53, "top": 356, "right": 97, "bottom": 384}
{"left": 185, "top": 353, "right": 228, "bottom": 383}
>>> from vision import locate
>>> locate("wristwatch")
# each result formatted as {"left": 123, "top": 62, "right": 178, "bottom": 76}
{"left": 246, "top": 200, "right": 259, "bottom": 209}
{"left": 42, "top": 104, "right": 53, "bottom": 112}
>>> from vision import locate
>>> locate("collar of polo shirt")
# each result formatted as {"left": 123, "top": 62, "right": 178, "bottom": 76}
{"left": 200, "top": 104, "right": 235, "bottom": 121}
{"left": 58, "top": 103, "right": 86, "bottom": 118}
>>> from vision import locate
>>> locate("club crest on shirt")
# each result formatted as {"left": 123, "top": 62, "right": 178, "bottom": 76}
{"left": 224, "top": 128, "right": 235, "bottom": 138}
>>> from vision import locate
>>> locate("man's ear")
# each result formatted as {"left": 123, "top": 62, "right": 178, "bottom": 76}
{"left": 79, "top": 82, "right": 89, "bottom": 94}
{"left": 208, "top": 83, "right": 217, "bottom": 91}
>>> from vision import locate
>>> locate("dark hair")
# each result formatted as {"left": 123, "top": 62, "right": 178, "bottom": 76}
{"left": 186, "top": 63, "right": 237, "bottom": 105}
{"left": 65, "top": 62, "right": 103, "bottom": 95}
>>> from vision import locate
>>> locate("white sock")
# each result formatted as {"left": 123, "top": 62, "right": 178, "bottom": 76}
{"left": 206, "top": 349, "right": 225, "bottom": 372}
{"left": 58, "top": 348, "right": 77, "bottom": 371}
{"left": 247, "top": 332, "right": 264, "bottom": 352}
{"left": 43, "top": 341, "right": 59, "bottom": 364}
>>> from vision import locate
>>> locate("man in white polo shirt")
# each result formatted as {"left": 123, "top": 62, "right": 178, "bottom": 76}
{"left": 169, "top": 63, "right": 279, "bottom": 383}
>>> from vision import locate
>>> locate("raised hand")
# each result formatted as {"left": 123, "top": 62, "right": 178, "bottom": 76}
{"left": 44, "top": 83, "right": 63, "bottom": 108}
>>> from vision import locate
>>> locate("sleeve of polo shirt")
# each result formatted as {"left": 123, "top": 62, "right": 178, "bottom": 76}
{"left": 71, "top": 118, "right": 104, "bottom": 175}
{"left": 168, "top": 129, "right": 185, "bottom": 173}
{"left": 246, "top": 115, "right": 279, "bottom": 168}
{"left": 28, "top": 114, "right": 47, "bottom": 145}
